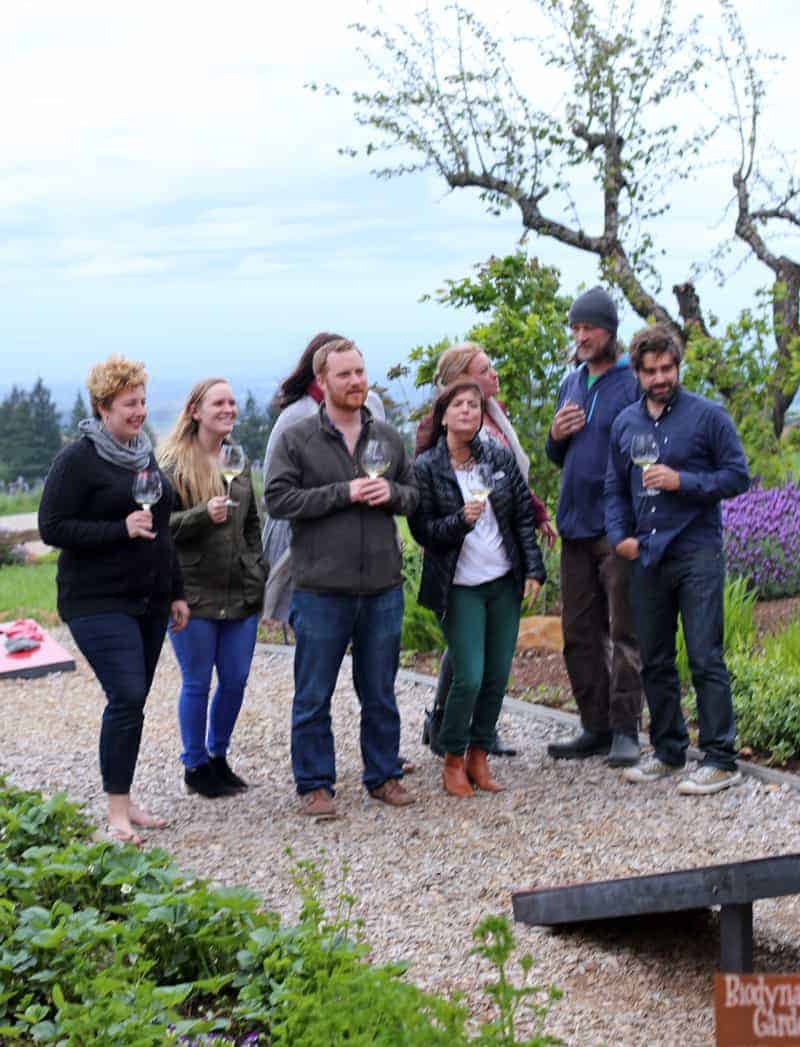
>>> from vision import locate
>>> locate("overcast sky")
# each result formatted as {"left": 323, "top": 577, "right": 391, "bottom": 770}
{"left": 1, "top": 0, "right": 798, "bottom": 410}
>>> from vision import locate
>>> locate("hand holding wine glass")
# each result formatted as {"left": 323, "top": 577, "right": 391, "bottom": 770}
{"left": 128, "top": 468, "right": 163, "bottom": 539}
{"left": 219, "top": 443, "right": 245, "bottom": 507}
{"left": 631, "top": 432, "right": 660, "bottom": 497}
{"left": 361, "top": 438, "right": 391, "bottom": 479}
{"left": 466, "top": 462, "right": 494, "bottom": 503}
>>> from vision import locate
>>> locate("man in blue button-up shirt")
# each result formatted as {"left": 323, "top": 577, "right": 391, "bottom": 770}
{"left": 605, "top": 322, "right": 750, "bottom": 796}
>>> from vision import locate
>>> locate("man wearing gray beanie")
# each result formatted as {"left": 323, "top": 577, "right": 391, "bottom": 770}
{"left": 545, "top": 287, "right": 643, "bottom": 768}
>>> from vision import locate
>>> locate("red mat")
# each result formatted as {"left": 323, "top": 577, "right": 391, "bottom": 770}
{"left": 0, "top": 622, "right": 76, "bottom": 680}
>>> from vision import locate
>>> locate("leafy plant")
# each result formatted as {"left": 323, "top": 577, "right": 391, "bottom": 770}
{"left": 0, "top": 777, "right": 561, "bottom": 1045}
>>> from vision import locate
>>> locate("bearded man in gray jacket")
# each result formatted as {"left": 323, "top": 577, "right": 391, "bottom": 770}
{"left": 266, "top": 337, "right": 419, "bottom": 819}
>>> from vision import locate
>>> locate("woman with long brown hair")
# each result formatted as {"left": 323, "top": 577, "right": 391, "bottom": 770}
{"left": 410, "top": 379, "right": 546, "bottom": 796}
{"left": 416, "top": 342, "right": 555, "bottom": 758}
{"left": 159, "top": 378, "right": 265, "bottom": 798}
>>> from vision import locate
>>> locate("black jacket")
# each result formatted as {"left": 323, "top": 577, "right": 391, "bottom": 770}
{"left": 38, "top": 437, "right": 184, "bottom": 622}
{"left": 409, "top": 435, "right": 546, "bottom": 617}
{"left": 165, "top": 461, "right": 266, "bottom": 620}
{"left": 265, "top": 406, "right": 418, "bottom": 595}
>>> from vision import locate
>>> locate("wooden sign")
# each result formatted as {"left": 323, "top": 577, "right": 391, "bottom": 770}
{"left": 715, "top": 974, "right": 800, "bottom": 1045}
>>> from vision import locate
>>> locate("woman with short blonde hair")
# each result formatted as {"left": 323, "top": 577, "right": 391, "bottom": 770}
{"left": 39, "top": 353, "right": 189, "bottom": 846}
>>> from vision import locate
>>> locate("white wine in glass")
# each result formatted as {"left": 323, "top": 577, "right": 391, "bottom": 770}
{"left": 132, "top": 469, "right": 163, "bottom": 512}
{"left": 466, "top": 463, "right": 494, "bottom": 503}
{"left": 219, "top": 443, "right": 245, "bottom": 507}
{"left": 630, "top": 432, "right": 660, "bottom": 497}
{"left": 361, "top": 439, "right": 390, "bottom": 479}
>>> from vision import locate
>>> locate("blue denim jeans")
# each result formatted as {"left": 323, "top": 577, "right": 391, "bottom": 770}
{"left": 68, "top": 611, "right": 169, "bottom": 794}
{"left": 630, "top": 547, "right": 737, "bottom": 770}
{"left": 170, "top": 614, "right": 259, "bottom": 769}
{"left": 289, "top": 587, "right": 403, "bottom": 795}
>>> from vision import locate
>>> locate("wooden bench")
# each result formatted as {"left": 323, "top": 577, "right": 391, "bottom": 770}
{"left": 512, "top": 854, "right": 800, "bottom": 972}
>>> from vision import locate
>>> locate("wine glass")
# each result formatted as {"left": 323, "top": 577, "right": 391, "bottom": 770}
{"left": 630, "top": 432, "right": 660, "bottom": 497}
{"left": 466, "top": 462, "right": 494, "bottom": 503}
{"left": 219, "top": 443, "right": 246, "bottom": 507}
{"left": 132, "top": 469, "right": 163, "bottom": 511}
{"left": 361, "top": 438, "right": 391, "bottom": 479}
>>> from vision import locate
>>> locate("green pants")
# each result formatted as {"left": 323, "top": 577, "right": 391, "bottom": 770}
{"left": 439, "top": 572, "right": 521, "bottom": 755}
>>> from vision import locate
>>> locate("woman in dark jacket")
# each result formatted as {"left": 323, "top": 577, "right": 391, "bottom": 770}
{"left": 38, "top": 354, "right": 189, "bottom": 846}
{"left": 158, "top": 378, "right": 266, "bottom": 798}
{"left": 409, "top": 380, "right": 546, "bottom": 797}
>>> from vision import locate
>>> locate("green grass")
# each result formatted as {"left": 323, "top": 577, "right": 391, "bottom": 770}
{"left": 0, "top": 559, "right": 58, "bottom": 624}
{"left": 0, "top": 489, "right": 41, "bottom": 515}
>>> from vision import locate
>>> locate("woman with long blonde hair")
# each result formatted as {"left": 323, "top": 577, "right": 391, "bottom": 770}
{"left": 159, "top": 378, "right": 265, "bottom": 798}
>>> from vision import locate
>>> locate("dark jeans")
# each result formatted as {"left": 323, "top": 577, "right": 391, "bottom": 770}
{"left": 170, "top": 613, "right": 259, "bottom": 769}
{"left": 440, "top": 572, "right": 521, "bottom": 754}
{"left": 561, "top": 536, "right": 642, "bottom": 733}
{"left": 68, "top": 610, "right": 169, "bottom": 794}
{"left": 630, "top": 547, "right": 737, "bottom": 770}
{"left": 289, "top": 587, "right": 404, "bottom": 795}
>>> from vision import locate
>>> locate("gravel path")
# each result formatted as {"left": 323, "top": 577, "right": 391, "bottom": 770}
{"left": 4, "top": 631, "right": 800, "bottom": 1045}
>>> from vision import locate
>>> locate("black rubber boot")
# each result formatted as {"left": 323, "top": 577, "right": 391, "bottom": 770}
{"left": 607, "top": 731, "right": 641, "bottom": 768}
{"left": 547, "top": 729, "right": 613, "bottom": 760}
{"left": 209, "top": 755, "right": 249, "bottom": 790}
{"left": 487, "top": 731, "right": 518, "bottom": 757}
{"left": 422, "top": 650, "right": 451, "bottom": 757}
{"left": 184, "top": 762, "right": 238, "bottom": 798}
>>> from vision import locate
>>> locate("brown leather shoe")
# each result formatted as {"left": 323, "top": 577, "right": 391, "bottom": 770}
{"left": 442, "top": 752, "right": 474, "bottom": 797}
{"left": 369, "top": 778, "right": 416, "bottom": 806}
{"left": 300, "top": 788, "right": 338, "bottom": 819}
{"left": 465, "top": 746, "right": 504, "bottom": 793}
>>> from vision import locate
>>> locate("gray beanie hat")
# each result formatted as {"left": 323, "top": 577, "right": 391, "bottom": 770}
{"left": 568, "top": 286, "right": 618, "bottom": 335}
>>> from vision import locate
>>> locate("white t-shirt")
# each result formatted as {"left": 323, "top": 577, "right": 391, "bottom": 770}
{"left": 452, "top": 466, "right": 512, "bottom": 587}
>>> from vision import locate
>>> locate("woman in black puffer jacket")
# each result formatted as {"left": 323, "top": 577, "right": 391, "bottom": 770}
{"left": 409, "top": 380, "right": 546, "bottom": 797}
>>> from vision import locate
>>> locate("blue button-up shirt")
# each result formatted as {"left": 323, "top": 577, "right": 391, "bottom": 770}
{"left": 604, "top": 387, "right": 750, "bottom": 566}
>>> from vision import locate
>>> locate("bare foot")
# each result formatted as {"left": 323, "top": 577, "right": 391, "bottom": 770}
{"left": 101, "top": 820, "right": 144, "bottom": 847}
{"left": 129, "top": 803, "right": 169, "bottom": 830}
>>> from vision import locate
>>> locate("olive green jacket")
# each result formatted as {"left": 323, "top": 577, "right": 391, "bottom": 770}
{"left": 166, "top": 462, "right": 266, "bottom": 620}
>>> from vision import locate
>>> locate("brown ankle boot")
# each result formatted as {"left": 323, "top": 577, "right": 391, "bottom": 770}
{"left": 466, "top": 746, "right": 504, "bottom": 792}
{"left": 442, "top": 753, "right": 473, "bottom": 797}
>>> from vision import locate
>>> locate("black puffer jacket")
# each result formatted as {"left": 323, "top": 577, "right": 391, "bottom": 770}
{"left": 409, "top": 434, "right": 546, "bottom": 617}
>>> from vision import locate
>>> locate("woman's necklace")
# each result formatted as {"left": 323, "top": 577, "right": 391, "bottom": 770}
{"left": 448, "top": 447, "right": 476, "bottom": 471}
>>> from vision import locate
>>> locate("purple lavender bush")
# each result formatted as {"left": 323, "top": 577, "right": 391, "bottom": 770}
{"left": 723, "top": 482, "right": 800, "bottom": 598}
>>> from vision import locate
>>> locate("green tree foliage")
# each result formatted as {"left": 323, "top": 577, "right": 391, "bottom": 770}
{"left": 403, "top": 253, "right": 571, "bottom": 508}
{"left": 65, "top": 389, "right": 90, "bottom": 437}
{"left": 234, "top": 390, "right": 273, "bottom": 464}
{"left": 0, "top": 379, "right": 63, "bottom": 483}
{"left": 681, "top": 287, "right": 800, "bottom": 482}
{"left": 321, "top": 0, "right": 800, "bottom": 436}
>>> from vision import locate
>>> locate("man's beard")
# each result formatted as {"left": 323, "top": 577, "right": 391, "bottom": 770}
{"left": 327, "top": 387, "right": 366, "bottom": 412}
{"left": 647, "top": 379, "right": 679, "bottom": 404}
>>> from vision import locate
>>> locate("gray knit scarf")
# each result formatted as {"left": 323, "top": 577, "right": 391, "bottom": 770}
{"left": 79, "top": 418, "right": 153, "bottom": 471}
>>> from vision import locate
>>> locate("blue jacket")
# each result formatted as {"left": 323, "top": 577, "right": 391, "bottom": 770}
{"left": 545, "top": 358, "right": 640, "bottom": 539}
{"left": 604, "top": 387, "right": 750, "bottom": 567}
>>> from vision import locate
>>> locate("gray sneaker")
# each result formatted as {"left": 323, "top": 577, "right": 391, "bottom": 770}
{"left": 677, "top": 765, "right": 743, "bottom": 796}
{"left": 623, "top": 755, "right": 683, "bottom": 784}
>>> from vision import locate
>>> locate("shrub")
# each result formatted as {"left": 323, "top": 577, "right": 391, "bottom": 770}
{"left": 400, "top": 534, "right": 445, "bottom": 654}
{"left": 723, "top": 483, "right": 800, "bottom": 598}
{"left": 726, "top": 651, "right": 800, "bottom": 766}
{"left": 0, "top": 777, "right": 561, "bottom": 1045}
{"left": 0, "top": 528, "right": 27, "bottom": 567}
